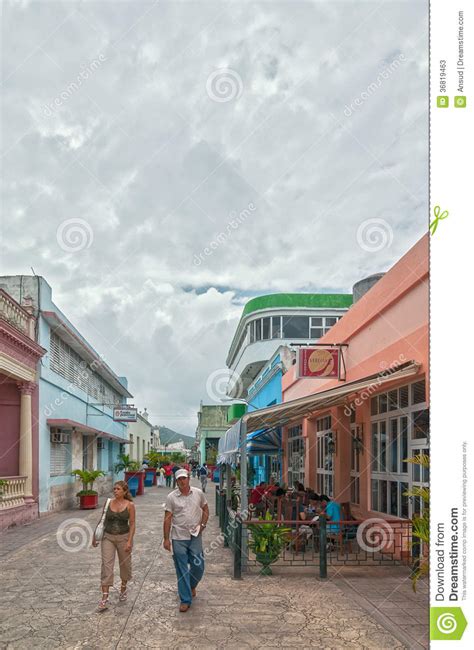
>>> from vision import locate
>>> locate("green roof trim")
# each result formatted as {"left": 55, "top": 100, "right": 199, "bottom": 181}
{"left": 242, "top": 293, "right": 353, "bottom": 317}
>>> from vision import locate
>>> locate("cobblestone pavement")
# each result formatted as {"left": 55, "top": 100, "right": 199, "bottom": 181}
{"left": 0, "top": 481, "right": 428, "bottom": 649}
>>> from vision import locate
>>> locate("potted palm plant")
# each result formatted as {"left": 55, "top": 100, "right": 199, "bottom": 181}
{"left": 404, "top": 453, "right": 429, "bottom": 591}
{"left": 114, "top": 453, "right": 144, "bottom": 496}
{"left": 248, "top": 511, "right": 291, "bottom": 575}
{"left": 71, "top": 469, "right": 106, "bottom": 509}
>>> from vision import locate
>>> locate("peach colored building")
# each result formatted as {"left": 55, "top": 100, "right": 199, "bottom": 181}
{"left": 281, "top": 235, "right": 429, "bottom": 521}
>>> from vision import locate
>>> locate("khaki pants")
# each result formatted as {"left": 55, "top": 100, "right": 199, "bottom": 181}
{"left": 101, "top": 533, "right": 132, "bottom": 586}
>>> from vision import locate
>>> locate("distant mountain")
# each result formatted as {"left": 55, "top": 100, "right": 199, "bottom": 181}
{"left": 157, "top": 426, "right": 195, "bottom": 449}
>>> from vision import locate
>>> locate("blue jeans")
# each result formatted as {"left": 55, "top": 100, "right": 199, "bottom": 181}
{"left": 172, "top": 536, "right": 205, "bottom": 605}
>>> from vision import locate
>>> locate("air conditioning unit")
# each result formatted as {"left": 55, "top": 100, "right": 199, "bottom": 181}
{"left": 50, "top": 429, "right": 71, "bottom": 444}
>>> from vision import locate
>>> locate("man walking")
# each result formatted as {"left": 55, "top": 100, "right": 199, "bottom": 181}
{"left": 198, "top": 463, "right": 208, "bottom": 492}
{"left": 164, "top": 463, "right": 172, "bottom": 487}
{"left": 163, "top": 469, "right": 209, "bottom": 612}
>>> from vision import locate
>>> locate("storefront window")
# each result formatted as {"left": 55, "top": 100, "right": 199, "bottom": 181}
{"left": 412, "top": 409, "right": 429, "bottom": 440}
{"left": 316, "top": 416, "right": 333, "bottom": 497}
{"left": 371, "top": 379, "right": 428, "bottom": 518}
{"left": 287, "top": 424, "right": 304, "bottom": 487}
{"left": 390, "top": 418, "right": 398, "bottom": 472}
{"left": 350, "top": 425, "right": 361, "bottom": 504}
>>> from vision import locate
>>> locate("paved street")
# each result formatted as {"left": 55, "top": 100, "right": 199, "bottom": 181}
{"left": 0, "top": 481, "right": 427, "bottom": 649}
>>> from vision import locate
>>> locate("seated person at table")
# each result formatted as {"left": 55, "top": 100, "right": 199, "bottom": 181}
{"left": 320, "top": 495, "right": 342, "bottom": 533}
{"left": 274, "top": 484, "right": 286, "bottom": 497}
{"left": 249, "top": 481, "right": 267, "bottom": 516}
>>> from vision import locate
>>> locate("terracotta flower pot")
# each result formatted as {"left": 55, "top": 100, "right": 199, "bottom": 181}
{"left": 79, "top": 494, "right": 99, "bottom": 509}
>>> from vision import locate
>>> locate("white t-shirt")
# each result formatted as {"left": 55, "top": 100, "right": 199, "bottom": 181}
{"left": 165, "top": 487, "right": 208, "bottom": 540}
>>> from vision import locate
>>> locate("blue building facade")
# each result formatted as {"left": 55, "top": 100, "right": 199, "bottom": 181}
{"left": 1, "top": 276, "right": 132, "bottom": 512}
{"left": 246, "top": 346, "right": 294, "bottom": 486}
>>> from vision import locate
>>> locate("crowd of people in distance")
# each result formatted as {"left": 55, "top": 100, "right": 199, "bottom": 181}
{"left": 140, "top": 459, "right": 210, "bottom": 491}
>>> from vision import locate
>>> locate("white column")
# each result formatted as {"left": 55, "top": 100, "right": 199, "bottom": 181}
{"left": 17, "top": 381, "right": 35, "bottom": 500}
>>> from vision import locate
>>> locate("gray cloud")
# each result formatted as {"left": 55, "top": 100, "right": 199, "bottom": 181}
{"left": 1, "top": 0, "right": 428, "bottom": 434}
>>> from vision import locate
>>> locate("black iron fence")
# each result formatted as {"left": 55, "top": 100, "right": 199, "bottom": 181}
{"left": 215, "top": 487, "right": 416, "bottom": 579}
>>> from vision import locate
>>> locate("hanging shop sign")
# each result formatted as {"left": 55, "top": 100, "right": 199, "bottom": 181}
{"left": 297, "top": 347, "right": 340, "bottom": 378}
{"left": 113, "top": 407, "right": 138, "bottom": 422}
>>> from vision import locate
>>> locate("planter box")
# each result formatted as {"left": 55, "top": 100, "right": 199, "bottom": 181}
{"left": 126, "top": 476, "right": 139, "bottom": 497}
{"left": 125, "top": 471, "right": 145, "bottom": 496}
{"left": 79, "top": 494, "right": 99, "bottom": 509}
{"left": 144, "top": 468, "right": 157, "bottom": 487}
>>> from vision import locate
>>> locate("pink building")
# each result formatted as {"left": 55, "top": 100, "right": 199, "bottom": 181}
{"left": 281, "top": 235, "right": 429, "bottom": 521}
{"left": 0, "top": 289, "right": 45, "bottom": 530}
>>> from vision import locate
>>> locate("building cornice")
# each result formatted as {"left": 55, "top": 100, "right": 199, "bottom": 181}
{"left": 227, "top": 305, "right": 350, "bottom": 367}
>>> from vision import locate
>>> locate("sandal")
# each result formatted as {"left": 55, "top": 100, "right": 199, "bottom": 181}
{"left": 119, "top": 585, "right": 128, "bottom": 602}
{"left": 98, "top": 593, "right": 109, "bottom": 611}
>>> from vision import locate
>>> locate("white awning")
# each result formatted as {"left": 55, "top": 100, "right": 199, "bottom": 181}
{"left": 217, "top": 360, "right": 420, "bottom": 464}
{"left": 217, "top": 419, "right": 242, "bottom": 465}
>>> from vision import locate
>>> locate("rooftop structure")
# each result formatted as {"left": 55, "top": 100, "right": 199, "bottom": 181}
{"left": 226, "top": 293, "right": 352, "bottom": 397}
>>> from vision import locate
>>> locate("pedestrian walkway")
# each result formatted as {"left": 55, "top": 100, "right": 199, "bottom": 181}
{"left": 0, "top": 480, "right": 427, "bottom": 649}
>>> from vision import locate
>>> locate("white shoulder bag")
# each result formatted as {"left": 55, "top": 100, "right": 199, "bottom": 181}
{"left": 94, "top": 498, "right": 111, "bottom": 542}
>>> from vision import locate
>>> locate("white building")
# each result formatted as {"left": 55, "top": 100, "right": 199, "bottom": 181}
{"left": 226, "top": 293, "right": 353, "bottom": 397}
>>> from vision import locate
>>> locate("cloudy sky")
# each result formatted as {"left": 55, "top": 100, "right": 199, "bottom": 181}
{"left": 1, "top": 0, "right": 428, "bottom": 435}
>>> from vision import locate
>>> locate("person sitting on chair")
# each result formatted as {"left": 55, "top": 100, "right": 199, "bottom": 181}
{"left": 249, "top": 481, "right": 267, "bottom": 517}
{"left": 319, "top": 495, "right": 343, "bottom": 551}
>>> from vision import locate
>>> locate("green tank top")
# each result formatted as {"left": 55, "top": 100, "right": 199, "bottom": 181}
{"left": 104, "top": 504, "right": 130, "bottom": 535}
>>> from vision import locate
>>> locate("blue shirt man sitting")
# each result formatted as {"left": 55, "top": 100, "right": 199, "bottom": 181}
{"left": 320, "top": 495, "right": 342, "bottom": 533}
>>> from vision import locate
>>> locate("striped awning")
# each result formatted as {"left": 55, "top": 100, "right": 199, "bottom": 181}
{"left": 247, "top": 428, "right": 281, "bottom": 454}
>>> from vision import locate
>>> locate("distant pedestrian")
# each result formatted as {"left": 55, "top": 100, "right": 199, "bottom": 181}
{"left": 163, "top": 469, "right": 209, "bottom": 612}
{"left": 198, "top": 464, "right": 208, "bottom": 492}
{"left": 158, "top": 466, "right": 166, "bottom": 487}
{"left": 92, "top": 481, "right": 136, "bottom": 612}
{"left": 172, "top": 463, "right": 180, "bottom": 488}
{"left": 164, "top": 463, "right": 173, "bottom": 487}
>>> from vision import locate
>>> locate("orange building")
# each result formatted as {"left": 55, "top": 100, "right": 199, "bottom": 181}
{"left": 281, "top": 234, "right": 428, "bottom": 521}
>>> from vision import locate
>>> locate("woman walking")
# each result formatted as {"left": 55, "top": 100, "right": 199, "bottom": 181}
{"left": 158, "top": 465, "right": 166, "bottom": 487}
{"left": 92, "top": 480, "right": 136, "bottom": 611}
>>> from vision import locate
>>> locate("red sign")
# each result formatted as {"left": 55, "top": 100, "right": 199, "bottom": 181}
{"left": 298, "top": 347, "right": 339, "bottom": 378}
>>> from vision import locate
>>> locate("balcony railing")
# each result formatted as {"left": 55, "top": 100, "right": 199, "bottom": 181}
{"left": 0, "top": 476, "right": 27, "bottom": 509}
{"left": 0, "top": 289, "right": 34, "bottom": 338}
